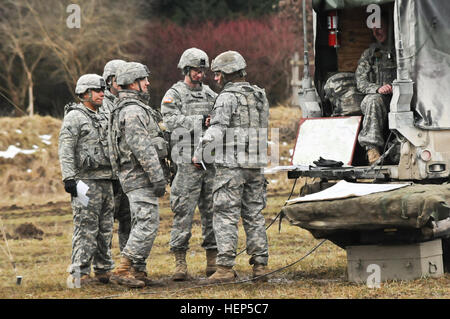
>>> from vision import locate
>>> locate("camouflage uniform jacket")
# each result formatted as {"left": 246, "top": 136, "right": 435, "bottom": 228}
{"left": 161, "top": 81, "right": 217, "bottom": 152}
{"left": 58, "top": 102, "right": 112, "bottom": 181}
{"left": 355, "top": 42, "right": 397, "bottom": 94}
{"left": 110, "top": 90, "right": 167, "bottom": 193}
{"left": 196, "top": 82, "right": 269, "bottom": 168}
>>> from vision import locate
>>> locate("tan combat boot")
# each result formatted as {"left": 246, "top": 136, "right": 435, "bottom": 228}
{"left": 203, "top": 265, "right": 236, "bottom": 284}
{"left": 131, "top": 268, "right": 163, "bottom": 287}
{"left": 109, "top": 257, "right": 145, "bottom": 288}
{"left": 205, "top": 249, "right": 217, "bottom": 277}
{"left": 172, "top": 250, "right": 188, "bottom": 281}
{"left": 252, "top": 264, "right": 269, "bottom": 282}
{"left": 367, "top": 148, "right": 381, "bottom": 165}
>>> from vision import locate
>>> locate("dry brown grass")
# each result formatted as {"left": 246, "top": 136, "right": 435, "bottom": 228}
{"left": 0, "top": 108, "right": 448, "bottom": 300}
{"left": 0, "top": 115, "right": 65, "bottom": 206}
{"left": 0, "top": 196, "right": 448, "bottom": 299}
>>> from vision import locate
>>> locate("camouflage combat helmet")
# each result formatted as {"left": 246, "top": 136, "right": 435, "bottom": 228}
{"left": 102, "top": 59, "right": 127, "bottom": 82}
{"left": 116, "top": 62, "right": 150, "bottom": 86}
{"left": 178, "top": 48, "right": 209, "bottom": 70}
{"left": 75, "top": 74, "right": 106, "bottom": 95}
{"left": 211, "top": 51, "right": 247, "bottom": 74}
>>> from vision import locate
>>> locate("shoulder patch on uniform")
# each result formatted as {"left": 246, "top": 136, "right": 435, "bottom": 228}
{"left": 163, "top": 96, "right": 174, "bottom": 104}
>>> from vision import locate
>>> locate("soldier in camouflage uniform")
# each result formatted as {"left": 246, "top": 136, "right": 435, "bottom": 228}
{"left": 356, "top": 18, "right": 397, "bottom": 164}
{"left": 161, "top": 48, "right": 218, "bottom": 281}
{"left": 193, "top": 51, "right": 270, "bottom": 283}
{"left": 58, "top": 74, "right": 115, "bottom": 286}
{"left": 101, "top": 59, "right": 131, "bottom": 253}
{"left": 108, "top": 62, "right": 168, "bottom": 288}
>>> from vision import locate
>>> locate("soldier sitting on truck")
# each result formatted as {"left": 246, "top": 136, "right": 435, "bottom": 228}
{"left": 355, "top": 16, "right": 397, "bottom": 165}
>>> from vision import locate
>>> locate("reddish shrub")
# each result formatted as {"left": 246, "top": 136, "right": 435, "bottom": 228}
{"left": 140, "top": 16, "right": 299, "bottom": 107}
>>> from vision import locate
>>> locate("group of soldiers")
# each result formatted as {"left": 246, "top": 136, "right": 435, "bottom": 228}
{"left": 58, "top": 16, "right": 395, "bottom": 288}
{"left": 58, "top": 49, "right": 270, "bottom": 288}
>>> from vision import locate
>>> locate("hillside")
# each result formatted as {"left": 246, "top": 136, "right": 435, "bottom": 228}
{"left": 0, "top": 116, "right": 65, "bottom": 206}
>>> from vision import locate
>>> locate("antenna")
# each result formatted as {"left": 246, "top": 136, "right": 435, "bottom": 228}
{"left": 302, "top": 0, "right": 312, "bottom": 88}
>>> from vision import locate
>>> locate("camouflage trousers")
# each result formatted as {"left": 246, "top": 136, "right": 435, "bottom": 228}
{"left": 212, "top": 167, "right": 269, "bottom": 267}
{"left": 112, "top": 181, "right": 131, "bottom": 252}
{"left": 69, "top": 179, "right": 115, "bottom": 276}
{"left": 122, "top": 187, "right": 159, "bottom": 272}
{"left": 169, "top": 163, "right": 217, "bottom": 252}
{"left": 358, "top": 93, "right": 391, "bottom": 150}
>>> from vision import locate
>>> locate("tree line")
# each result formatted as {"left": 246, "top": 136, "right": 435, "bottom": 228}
{"left": 0, "top": 0, "right": 312, "bottom": 117}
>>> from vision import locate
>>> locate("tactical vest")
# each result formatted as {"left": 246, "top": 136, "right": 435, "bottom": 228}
{"left": 170, "top": 82, "right": 216, "bottom": 119}
{"left": 63, "top": 103, "right": 111, "bottom": 170}
{"left": 219, "top": 83, "right": 269, "bottom": 168}
{"left": 167, "top": 83, "right": 216, "bottom": 162}
{"left": 110, "top": 96, "right": 170, "bottom": 176}
{"left": 368, "top": 44, "right": 397, "bottom": 86}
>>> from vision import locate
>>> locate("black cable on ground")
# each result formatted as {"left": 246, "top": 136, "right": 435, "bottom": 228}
{"left": 98, "top": 238, "right": 327, "bottom": 299}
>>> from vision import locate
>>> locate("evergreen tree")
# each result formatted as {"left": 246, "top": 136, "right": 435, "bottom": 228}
{"left": 148, "top": 0, "right": 279, "bottom": 25}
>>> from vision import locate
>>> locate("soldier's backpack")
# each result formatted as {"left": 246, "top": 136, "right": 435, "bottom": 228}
{"left": 323, "top": 72, "right": 364, "bottom": 116}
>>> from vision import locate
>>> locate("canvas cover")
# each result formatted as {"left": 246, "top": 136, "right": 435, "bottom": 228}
{"left": 282, "top": 183, "right": 450, "bottom": 231}
{"left": 395, "top": 0, "right": 450, "bottom": 129}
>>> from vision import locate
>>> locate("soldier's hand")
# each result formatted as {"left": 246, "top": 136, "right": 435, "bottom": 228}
{"left": 192, "top": 157, "right": 203, "bottom": 170}
{"left": 202, "top": 115, "right": 211, "bottom": 128}
{"left": 377, "top": 84, "right": 392, "bottom": 95}
{"left": 153, "top": 180, "right": 167, "bottom": 198}
{"left": 64, "top": 179, "right": 78, "bottom": 197}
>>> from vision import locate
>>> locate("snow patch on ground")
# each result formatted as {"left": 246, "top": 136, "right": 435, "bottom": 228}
{"left": 0, "top": 145, "right": 37, "bottom": 158}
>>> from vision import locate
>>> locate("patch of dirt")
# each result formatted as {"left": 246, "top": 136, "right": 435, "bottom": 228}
{"left": 0, "top": 201, "right": 71, "bottom": 220}
{"left": 7, "top": 222, "right": 44, "bottom": 240}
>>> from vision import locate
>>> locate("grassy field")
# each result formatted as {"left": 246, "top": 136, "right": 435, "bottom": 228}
{"left": 0, "top": 107, "right": 448, "bottom": 299}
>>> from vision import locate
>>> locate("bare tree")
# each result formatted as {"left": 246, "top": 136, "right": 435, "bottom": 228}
{"left": 0, "top": 0, "right": 147, "bottom": 116}
{"left": 0, "top": 0, "right": 47, "bottom": 116}
{"left": 25, "top": 0, "right": 145, "bottom": 98}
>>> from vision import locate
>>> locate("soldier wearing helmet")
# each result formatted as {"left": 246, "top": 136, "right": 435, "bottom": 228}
{"left": 108, "top": 62, "right": 168, "bottom": 288}
{"left": 58, "top": 74, "right": 115, "bottom": 287}
{"left": 193, "top": 51, "right": 270, "bottom": 284}
{"left": 161, "top": 48, "right": 218, "bottom": 281}
{"left": 102, "top": 59, "right": 127, "bottom": 112}
{"left": 99, "top": 60, "right": 132, "bottom": 256}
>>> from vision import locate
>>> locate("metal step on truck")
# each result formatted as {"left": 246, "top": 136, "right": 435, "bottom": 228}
{"left": 273, "top": 0, "right": 450, "bottom": 284}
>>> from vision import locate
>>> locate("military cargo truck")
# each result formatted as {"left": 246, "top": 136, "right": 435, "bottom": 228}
{"left": 280, "top": 0, "right": 450, "bottom": 276}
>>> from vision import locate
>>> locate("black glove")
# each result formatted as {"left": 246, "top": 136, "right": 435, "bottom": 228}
{"left": 64, "top": 179, "right": 78, "bottom": 197}
{"left": 313, "top": 157, "right": 344, "bottom": 168}
{"left": 153, "top": 180, "right": 167, "bottom": 198}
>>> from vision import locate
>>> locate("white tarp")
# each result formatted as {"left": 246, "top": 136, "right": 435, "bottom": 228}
{"left": 287, "top": 180, "right": 410, "bottom": 203}
{"left": 396, "top": 0, "right": 450, "bottom": 129}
